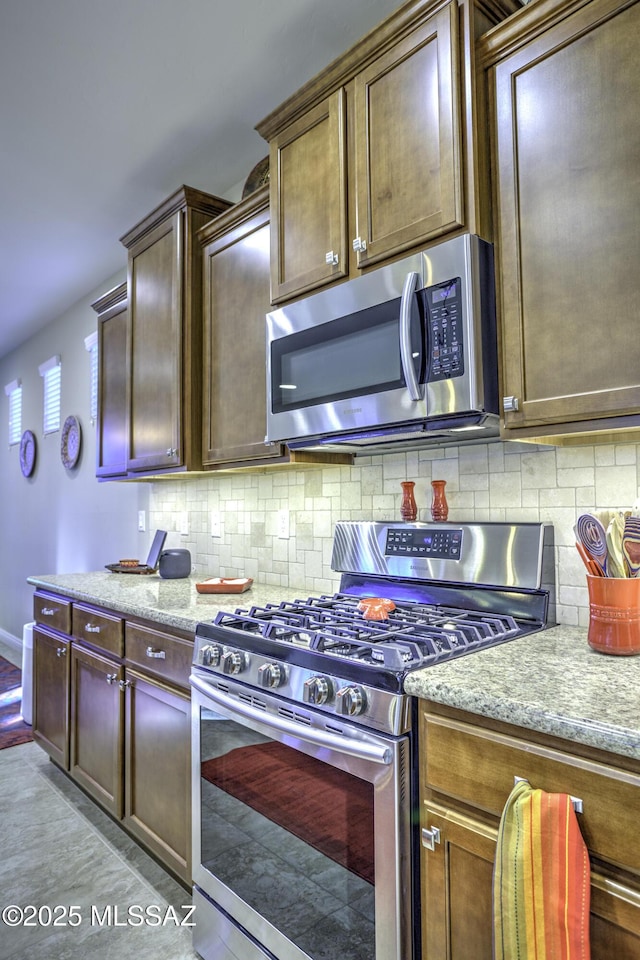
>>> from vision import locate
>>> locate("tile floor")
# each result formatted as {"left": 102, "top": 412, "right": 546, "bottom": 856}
{"left": 0, "top": 639, "right": 200, "bottom": 960}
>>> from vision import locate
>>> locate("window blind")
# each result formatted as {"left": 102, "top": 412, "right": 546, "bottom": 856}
{"left": 4, "top": 379, "right": 22, "bottom": 445}
{"left": 84, "top": 332, "right": 98, "bottom": 422}
{"left": 38, "top": 355, "right": 61, "bottom": 434}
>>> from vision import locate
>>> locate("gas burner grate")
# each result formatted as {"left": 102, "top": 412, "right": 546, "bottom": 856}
{"left": 213, "top": 593, "right": 522, "bottom": 669}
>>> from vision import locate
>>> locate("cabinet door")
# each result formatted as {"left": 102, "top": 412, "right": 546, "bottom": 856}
{"left": 123, "top": 670, "right": 191, "bottom": 882}
{"left": 127, "top": 211, "right": 182, "bottom": 471}
{"left": 203, "top": 202, "right": 284, "bottom": 465}
{"left": 32, "top": 627, "right": 70, "bottom": 769}
{"left": 421, "top": 802, "right": 640, "bottom": 959}
{"left": 421, "top": 803, "right": 496, "bottom": 960}
{"left": 354, "top": 1, "right": 463, "bottom": 269}
{"left": 96, "top": 292, "right": 128, "bottom": 478}
{"left": 69, "top": 645, "right": 123, "bottom": 817}
{"left": 270, "top": 90, "right": 348, "bottom": 303}
{"left": 494, "top": 0, "right": 640, "bottom": 434}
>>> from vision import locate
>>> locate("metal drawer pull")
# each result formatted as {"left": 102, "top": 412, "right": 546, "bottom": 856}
{"left": 56, "top": 647, "right": 66, "bottom": 658}
{"left": 145, "top": 646, "right": 166, "bottom": 659}
{"left": 84, "top": 624, "right": 101, "bottom": 634}
{"left": 421, "top": 826, "right": 441, "bottom": 851}
{"left": 106, "top": 674, "right": 118, "bottom": 684}
{"left": 41, "top": 607, "right": 56, "bottom": 616}
{"left": 514, "top": 776, "right": 583, "bottom": 813}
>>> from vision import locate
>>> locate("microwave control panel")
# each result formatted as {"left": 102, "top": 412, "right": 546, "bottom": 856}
{"left": 385, "top": 527, "right": 463, "bottom": 559}
{"left": 424, "top": 278, "right": 464, "bottom": 381}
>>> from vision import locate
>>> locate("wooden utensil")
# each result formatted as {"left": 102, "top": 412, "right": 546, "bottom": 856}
{"left": 605, "top": 513, "right": 627, "bottom": 579}
{"left": 622, "top": 515, "right": 640, "bottom": 577}
{"left": 575, "top": 540, "right": 603, "bottom": 577}
{"left": 575, "top": 514, "right": 608, "bottom": 576}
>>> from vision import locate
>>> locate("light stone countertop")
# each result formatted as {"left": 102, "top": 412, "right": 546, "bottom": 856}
{"left": 27, "top": 572, "right": 640, "bottom": 763}
{"left": 404, "top": 624, "right": 640, "bottom": 762}
{"left": 27, "top": 571, "right": 319, "bottom": 635}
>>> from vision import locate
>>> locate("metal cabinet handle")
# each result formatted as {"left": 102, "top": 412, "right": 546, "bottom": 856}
{"left": 119, "top": 679, "right": 132, "bottom": 691}
{"left": 41, "top": 607, "right": 56, "bottom": 616}
{"left": 513, "top": 776, "right": 584, "bottom": 813}
{"left": 352, "top": 237, "right": 367, "bottom": 253}
{"left": 84, "top": 624, "right": 101, "bottom": 634}
{"left": 166, "top": 447, "right": 178, "bottom": 457}
{"left": 56, "top": 647, "right": 67, "bottom": 658}
{"left": 145, "top": 646, "right": 166, "bottom": 660}
{"left": 503, "top": 396, "right": 519, "bottom": 413}
{"left": 399, "top": 271, "right": 423, "bottom": 402}
{"left": 106, "top": 673, "right": 118, "bottom": 684}
{"left": 421, "top": 826, "right": 441, "bottom": 851}
{"left": 325, "top": 251, "right": 339, "bottom": 266}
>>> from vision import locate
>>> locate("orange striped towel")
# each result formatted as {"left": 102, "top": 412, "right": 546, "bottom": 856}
{"left": 493, "top": 778, "right": 591, "bottom": 960}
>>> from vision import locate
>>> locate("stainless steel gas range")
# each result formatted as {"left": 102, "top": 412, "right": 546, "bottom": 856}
{"left": 190, "top": 521, "right": 555, "bottom": 960}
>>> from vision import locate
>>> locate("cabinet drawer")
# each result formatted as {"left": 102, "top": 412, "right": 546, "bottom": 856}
{"left": 423, "top": 712, "right": 640, "bottom": 875}
{"left": 72, "top": 604, "right": 123, "bottom": 658}
{"left": 125, "top": 622, "right": 192, "bottom": 690}
{"left": 34, "top": 592, "right": 71, "bottom": 634}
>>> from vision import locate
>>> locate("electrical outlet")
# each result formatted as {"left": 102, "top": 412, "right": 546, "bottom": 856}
{"left": 210, "top": 510, "right": 222, "bottom": 538}
{"left": 277, "top": 509, "right": 290, "bottom": 540}
{"left": 137, "top": 510, "right": 146, "bottom": 532}
{"left": 178, "top": 512, "right": 189, "bottom": 536}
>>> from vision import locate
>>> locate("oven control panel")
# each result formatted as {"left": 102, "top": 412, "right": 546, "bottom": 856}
{"left": 385, "top": 526, "right": 462, "bottom": 559}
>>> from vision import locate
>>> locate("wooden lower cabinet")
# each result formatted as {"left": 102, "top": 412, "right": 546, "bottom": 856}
{"left": 419, "top": 705, "right": 640, "bottom": 958}
{"left": 123, "top": 670, "right": 191, "bottom": 881}
{"left": 33, "top": 626, "right": 70, "bottom": 769}
{"left": 69, "top": 644, "right": 124, "bottom": 818}
{"left": 32, "top": 592, "right": 192, "bottom": 885}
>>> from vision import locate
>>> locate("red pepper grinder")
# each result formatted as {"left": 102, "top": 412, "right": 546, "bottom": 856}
{"left": 400, "top": 481, "right": 417, "bottom": 522}
{"left": 430, "top": 480, "right": 448, "bottom": 521}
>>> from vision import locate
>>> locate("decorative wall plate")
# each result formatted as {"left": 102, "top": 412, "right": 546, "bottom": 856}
{"left": 242, "top": 156, "right": 269, "bottom": 198}
{"left": 61, "top": 415, "right": 82, "bottom": 469}
{"left": 19, "top": 430, "right": 37, "bottom": 478}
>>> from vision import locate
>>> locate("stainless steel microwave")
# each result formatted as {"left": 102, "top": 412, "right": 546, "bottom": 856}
{"left": 265, "top": 234, "right": 500, "bottom": 454}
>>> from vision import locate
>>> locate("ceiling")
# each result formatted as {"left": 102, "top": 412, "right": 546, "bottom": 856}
{"left": 0, "top": 0, "right": 401, "bottom": 359}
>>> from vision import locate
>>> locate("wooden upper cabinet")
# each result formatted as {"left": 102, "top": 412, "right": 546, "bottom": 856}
{"left": 270, "top": 92, "right": 348, "bottom": 301}
{"left": 353, "top": 4, "right": 462, "bottom": 269}
{"left": 258, "top": 0, "right": 516, "bottom": 304}
{"left": 482, "top": 0, "right": 640, "bottom": 441}
{"left": 201, "top": 188, "right": 277, "bottom": 466}
{"left": 200, "top": 187, "right": 352, "bottom": 469}
{"left": 120, "top": 186, "right": 231, "bottom": 474}
{"left": 91, "top": 283, "right": 128, "bottom": 478}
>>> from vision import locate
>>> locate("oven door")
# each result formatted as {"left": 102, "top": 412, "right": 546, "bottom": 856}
{"left": 190, "top": 673, "right": 413, "bottom": 960}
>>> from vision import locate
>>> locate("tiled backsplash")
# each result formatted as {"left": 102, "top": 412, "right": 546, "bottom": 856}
{"left": 149, "top": 440, "right": 640, "bottom": 628}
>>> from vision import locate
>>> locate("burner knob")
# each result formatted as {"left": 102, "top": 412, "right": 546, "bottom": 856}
{"left": 257, "top": 663, "right": 287, "bottom": 689}
{"left": 336, "top": 685, "right": 367, "bottom": 717}
{"left": 303, "top": 675, "right": 334, "bottom": 706}
{"left": 221, "top": 650, "right": 247, "bottom": 675}
{"left": 200, "top": 643, "right": 223, "bottom": 667}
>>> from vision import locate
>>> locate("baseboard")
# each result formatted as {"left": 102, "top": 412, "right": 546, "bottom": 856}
{"left": 0, "top": 627, "right": 22, "bottom": 654}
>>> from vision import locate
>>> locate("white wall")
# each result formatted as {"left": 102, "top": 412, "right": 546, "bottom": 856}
{"left": 0, "top": 270, "right": 150, "bottom": 641}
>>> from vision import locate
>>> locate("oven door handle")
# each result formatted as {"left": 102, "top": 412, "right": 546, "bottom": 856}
{"left": 399, "top": 270, "right": 424, "bottom": 401}
{"left": 190, "top": 675, "right": 393, "bottom": 765}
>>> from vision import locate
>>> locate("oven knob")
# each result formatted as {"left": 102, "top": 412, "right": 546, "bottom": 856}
{"left": 303, "top": 676, "right": 334, "bottom": 706}
{"left": 221, "top": 650, "right": 247, "bottom": 675}
{"left": 200, "top": 643, "right": 223, "bottom": 667}
{"left": 257, "top": 663, "right": 287, "bottom": 689}
{"left": 336, "top": 685, "right": 367, "bottom": 717}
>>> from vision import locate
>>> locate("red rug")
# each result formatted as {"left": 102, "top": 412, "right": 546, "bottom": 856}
{"left": 0, "top": 655, "right": 33, "bottom": 749}
{"left": 202, "top": 740, "right": 374, "bottom": 884}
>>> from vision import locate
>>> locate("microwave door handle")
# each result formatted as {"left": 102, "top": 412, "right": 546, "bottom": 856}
{"left": 399, "top": 271, "right": 424, "bottom": 401}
